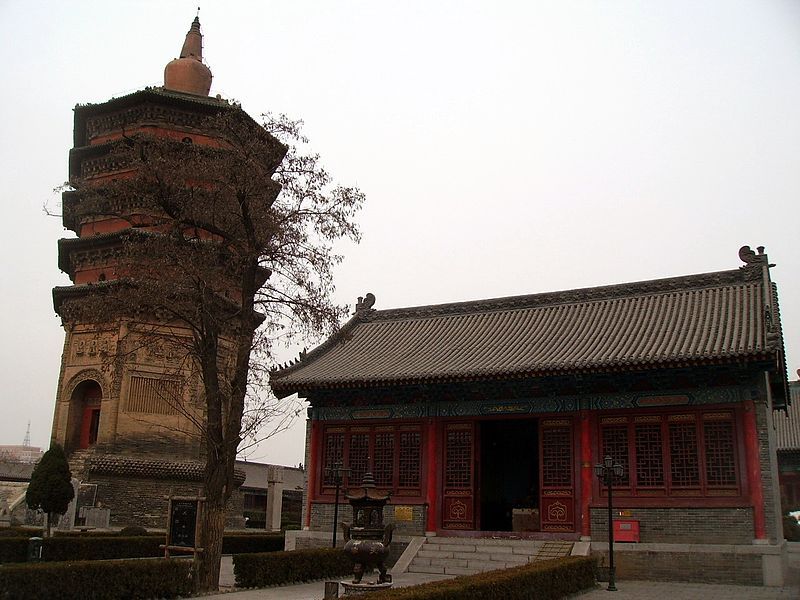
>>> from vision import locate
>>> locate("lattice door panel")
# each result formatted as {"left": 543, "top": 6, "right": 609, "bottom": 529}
{"left": 539, "top": 419, "right": 575, "bottom": 532}
{"left": 442, "top": 422, "right": 475, "bottom": 530}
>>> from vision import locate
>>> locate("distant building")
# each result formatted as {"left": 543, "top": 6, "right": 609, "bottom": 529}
{"left": 775, "top": 378, "right": 800, "bottom": 510}
{"left": 0, "top": 445, "right": 42, "bottom": 465}
{"left": 0, "top": 422, "right": 43, "bottom": 464}
{"left": 236, "top": 461, "right": 304, "bottom": 531}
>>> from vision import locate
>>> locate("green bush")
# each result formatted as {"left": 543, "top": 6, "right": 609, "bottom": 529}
{"left": 0, "top": 538, "right": 27, "bottom": 564}
{"left": 222, "top": 533, "right": 284, "bottom": 555}
{"left": 366, "top": 557, "right": 596, "bottom": 600}
{"left": 234, "top": 547, "right": 352, "bottom": 587}
{"left": 42, "top": 536, "right": 163, "bottom": 561}
{"left": 117, "top": 526, "right": 148, "bottom": 537}
{"left": 0, "top": 558, "right": 192, "bottom": 600}
{"left": 0, "top": 528, "right": 40, "bottom": 538}
{"left": 0, "top": 531, "right": 286, "bottom": 563}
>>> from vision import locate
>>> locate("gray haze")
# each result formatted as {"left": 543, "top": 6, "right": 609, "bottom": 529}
{"left": 0, "top": 1, "right": 798, "bottom": 466}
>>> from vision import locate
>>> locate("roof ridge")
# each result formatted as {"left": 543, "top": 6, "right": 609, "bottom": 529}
{"left": 370, "top": 268, "right": 760, "bottom": 321}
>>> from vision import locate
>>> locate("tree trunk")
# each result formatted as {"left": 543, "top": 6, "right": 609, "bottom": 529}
{"left": 196, "top": 497, "right": 225, "bottom": 592}
{"left": 45, "top": 512, "right": 52, "bottom": 538}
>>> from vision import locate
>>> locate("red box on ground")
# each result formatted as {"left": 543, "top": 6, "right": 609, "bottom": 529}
{"left": 613, "top": 519, "right": 640, "bottom": 542}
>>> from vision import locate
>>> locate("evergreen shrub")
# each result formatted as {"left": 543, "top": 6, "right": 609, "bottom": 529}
{"left": 117, "top": 526, "right": 148, "bottom": 537}
{"left": 233, "top": 547, "right": 352, "bottom": 587}
{"left": 0, "top": 558, "right": 192, "bottom": 600}
{"left": 0, "top": 528, "right": 39, "bottom": 538}
{"left": 0, "top": 539, "right": 27, "bottom": 564}
{"left": 364, "top": 557, "right": 595, "bottom": 600}
{"left": 41, "top": 536, "right": 163, "bottom": 561}
{"left": 222, "top": 533, "right": 284, "bottom": 554}
{"left": 0, "top": 532, "right": 284, "bottom": 563}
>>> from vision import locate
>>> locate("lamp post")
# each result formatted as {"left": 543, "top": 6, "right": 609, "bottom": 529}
{"left": 325, "top": 462, "right": 351, "bottom": 548}
{"left": 594, "top": 455, "right": 624, "bottom": 592}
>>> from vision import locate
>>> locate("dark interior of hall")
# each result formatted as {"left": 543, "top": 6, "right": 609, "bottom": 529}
{"left": 479, "top": 418, "right": 538, "bottom": 531}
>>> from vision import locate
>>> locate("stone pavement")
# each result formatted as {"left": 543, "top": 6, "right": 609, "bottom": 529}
{"left": 212, "top": 556, "right": 799, "bottom": 599}
{"left": 204, "top": 570, "right": 455, "bottom": 599}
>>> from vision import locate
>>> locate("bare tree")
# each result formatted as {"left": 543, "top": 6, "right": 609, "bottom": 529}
{"left": 59, "top": 108, "right": 363, "bottom": 591}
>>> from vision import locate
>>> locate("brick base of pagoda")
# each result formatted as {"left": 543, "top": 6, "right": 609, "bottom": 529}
{"left": 69, "top": 451, "right": 245, "bottom": 529}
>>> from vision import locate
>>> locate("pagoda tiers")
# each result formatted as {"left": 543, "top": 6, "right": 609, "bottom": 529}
{"left": 49, "top": 17, "right": 282, "bottom": 528}
{"left": 271, "top": 248, "right": 790, "bottom": 585}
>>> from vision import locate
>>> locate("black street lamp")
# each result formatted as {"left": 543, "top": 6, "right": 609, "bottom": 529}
{"left": 325, "top": 462, "right": 351, "bottom": 548}
{"left": 594, "top": 454, "right": 624, "bottom": 592}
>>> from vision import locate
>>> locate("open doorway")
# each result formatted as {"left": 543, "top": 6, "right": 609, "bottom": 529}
{"left": 479, "top": 419, "right": 538, "bottom": 531}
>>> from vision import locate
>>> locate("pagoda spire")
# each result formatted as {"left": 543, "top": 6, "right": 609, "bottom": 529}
{"left": 164, "top": 14, "right": 213, "bottom": 96}
{"left": 180, "top": 15, "right": 203, "bottom": 60}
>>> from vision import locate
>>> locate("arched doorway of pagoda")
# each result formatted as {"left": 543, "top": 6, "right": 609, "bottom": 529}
{"left": 68, "top": 380, "right": 103, "bottom": 452}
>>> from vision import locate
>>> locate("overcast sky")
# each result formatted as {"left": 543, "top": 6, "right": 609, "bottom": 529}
{"left": 0, "top": 1, "right": 798, "bottom": 466}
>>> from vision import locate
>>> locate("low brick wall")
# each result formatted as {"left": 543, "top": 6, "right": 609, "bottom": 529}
{"left": 590, "top": 506, "right": 754, "bottom": 544}
{"left": 286, "top": 529, "right": 410, "bottom": 568}
{"left": 310, "top": 502, "right": 427, "bottom": 536}
{"left": 591, "top": 542, "right": 787, "bottom": 586}
{"left": 89, "top": 473, "right": 245, "bottom": 529}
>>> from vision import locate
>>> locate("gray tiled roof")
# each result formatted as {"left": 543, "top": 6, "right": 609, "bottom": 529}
{"left": 775, "top": 382, "right": 800, "bottom": 451}
{"left": 270, "top": 264, "right": 783, "bottom": 395}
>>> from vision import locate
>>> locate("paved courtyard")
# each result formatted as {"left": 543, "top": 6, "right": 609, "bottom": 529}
{"left": 213, "top": 555, "right": 800, "bottom": 599}
{"left": 211, "top": 562, "right": 798, "bottom": 600}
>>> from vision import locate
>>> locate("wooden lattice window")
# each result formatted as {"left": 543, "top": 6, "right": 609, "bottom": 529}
{"left": 668, "top": 419, "right": 700, "bottom": 487}
{"left": 373, "top": 432, "right": 394, "bottom": 487}
{"left": 322, "top": 431, "right": 344, "bottom": 487}
{"left": 320, "top": 424, "right": 423, "bottom": 495}
{"left": 349, "top": 433, "right": 369, "bottom": 486}
{"left": 541, "top": 427, "right": 572, "bottom": 487}
{"left": 598, "top": 410, "right": 740, "bottom": 499}
{"left": 399, "top": 431, "right": 421, "bottom": 488}
{"left": 445, "top": 429, "right": 472, "bottom": 489}
{"left": 703, "top": 418, "right": 737, "bottom": 487}
{"left": 600, "top": 425, "right": 630, "bottom": 486}
{"left": 634, "top": 424, "right": 664, "bottom": 487}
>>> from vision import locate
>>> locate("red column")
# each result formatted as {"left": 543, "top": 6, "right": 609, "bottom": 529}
{"left": 579, "top": 411, "right": 593, "bottom": 538}
{"left": 742, "top": 400, "right": 766, "bottom": 540}
{"left": 305, "top": 419, "right": 321, "bottom": 529}
{"left": 425, "top": 419, "right": 438, "bottom": 533}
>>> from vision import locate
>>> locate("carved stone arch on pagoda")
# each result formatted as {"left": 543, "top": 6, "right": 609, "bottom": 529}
{"left": 64, "top": 369, "right": 107, "bottom": 455}
{"left": 65, "top": 368, "right": 107, "bottom": 400}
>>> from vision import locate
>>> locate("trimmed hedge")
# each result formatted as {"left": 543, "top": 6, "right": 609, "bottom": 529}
{"left": 234, "top": 547, "right": 352, "bottom": 588}
{"left": 42, "top": 536, "right": 163, "bottom": 561}
{"left": 0, "top": 528, "right": 40, "bottom": 539}
{"left": 0, "top": 532, "right": 285, "bottom": 563}
{"left": 222, "top": 533, "right": 284, "bottom": 554}
{"left": 0, "top": 539, "right": 26, "bottom": 564}
{"left": 0, "top": 558, "right": 192, "bottom": 600}
{"left": 365, "top": 556, "right": 596, "bottom": 600}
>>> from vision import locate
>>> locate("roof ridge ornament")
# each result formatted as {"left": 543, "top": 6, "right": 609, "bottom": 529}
{"left": 355, "top": 293, "right": 376, "bottom": 314}
{"left": 739, "top": 245, "right": 774, "bottom": 269}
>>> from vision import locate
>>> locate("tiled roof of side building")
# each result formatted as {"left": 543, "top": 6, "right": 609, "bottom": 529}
{"left": 270, "top": 254, "right": 786, "bottom": 396}
{"left": 775, "top": 381, "right": 800, "bottom": 451}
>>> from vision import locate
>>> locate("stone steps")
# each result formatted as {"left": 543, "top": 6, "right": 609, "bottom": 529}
{"left": 407, "top": 536, "right": 573, "bottom": 576}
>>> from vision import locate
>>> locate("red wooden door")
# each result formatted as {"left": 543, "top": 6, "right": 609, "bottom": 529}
{"left": 539, "top": 418, "right": 575, "bottom": 532}
{"left": 442, "top": 422, "right": 475, "bottom": 530}
{"left": 79, "top": 407, "right": 100, "bottom": 449}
